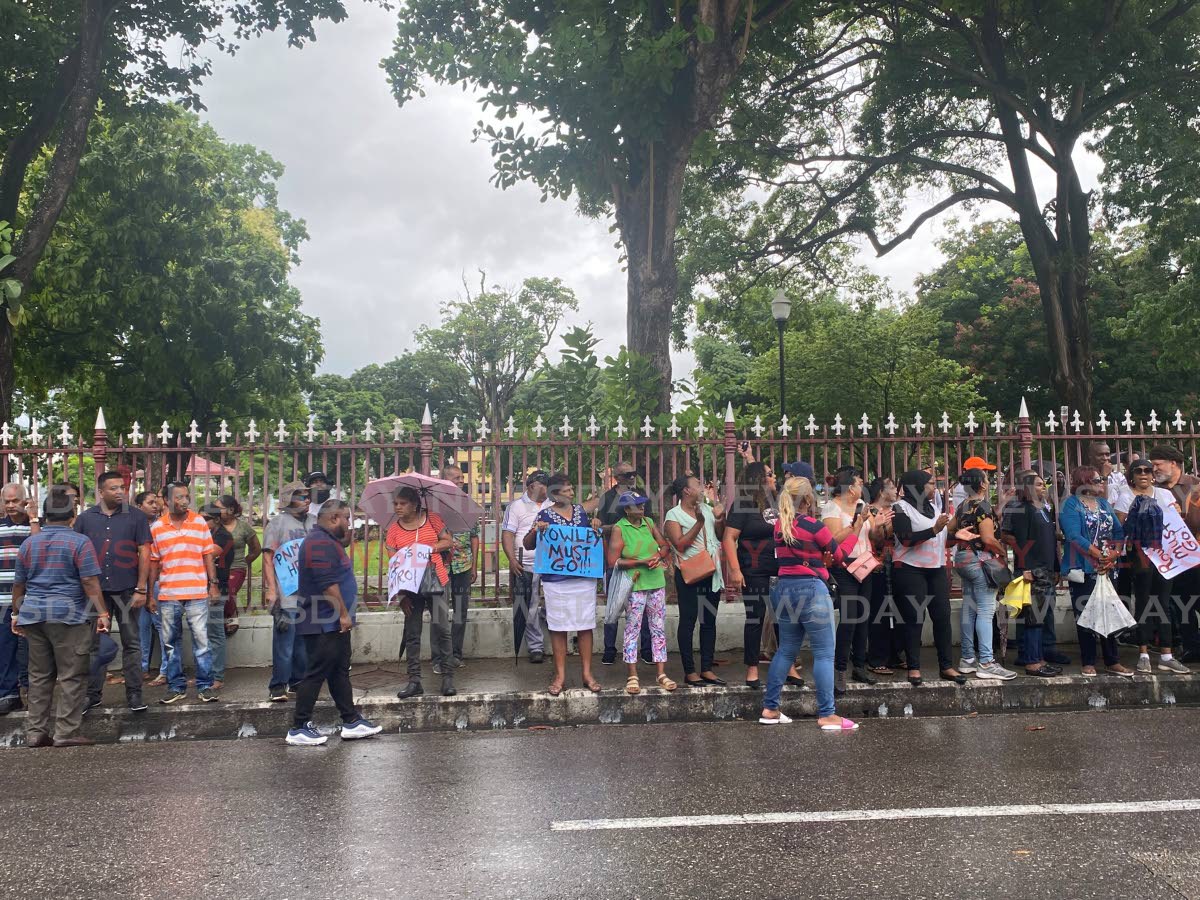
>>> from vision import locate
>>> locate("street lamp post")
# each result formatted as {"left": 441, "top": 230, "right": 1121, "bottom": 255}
{"left": 771, "top": 289, "right": 793, "bottom": 422}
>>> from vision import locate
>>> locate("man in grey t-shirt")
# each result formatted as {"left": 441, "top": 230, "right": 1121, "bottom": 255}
{"left": 262, "top": 481, "right": 311, "bottom": 702}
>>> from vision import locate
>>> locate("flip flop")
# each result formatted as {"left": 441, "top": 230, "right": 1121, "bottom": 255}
{"left": 547, "top": 681, "right": 564, "bottom": 697}
{"left": 820, "top": 717, "right": 860, "bottom": 731}
{"left": 758, "top": 713, "right": 793, "bottom": 725}
{"left": 584, "top": 679, "right": 602, "bottom": 694}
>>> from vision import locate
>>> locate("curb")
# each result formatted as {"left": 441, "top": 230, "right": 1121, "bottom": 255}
{"left": 3, "top": 675, "right": 1198, "bottom": 747}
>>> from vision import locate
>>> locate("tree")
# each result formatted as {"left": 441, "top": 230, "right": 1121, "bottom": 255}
{"left": 690, "top": 0, "right": 1200, "bottom": 417}
{"left": 384, "top": 0, "right": 811, "bottom": 412}
{"left": 415, "top": 276, "right": 578, "bottom": 430}
{"left": 16, "top": 107, "right": 321, "bottom": 434}
{"left": 0, "top": 0, "right": 378, "bottom": 422}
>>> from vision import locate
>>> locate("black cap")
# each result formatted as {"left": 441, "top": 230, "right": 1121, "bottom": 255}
{"left": 304, "top": 471, "right": 329, "bottom": 487}
{"left": 525, "top": 469, "right": 549, "bottom": 486}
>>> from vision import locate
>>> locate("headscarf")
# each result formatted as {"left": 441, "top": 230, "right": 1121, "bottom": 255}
{"left": 898, "top": 470, "right": 934, "bottom": 517}
{"left": 1124, "top": 494, "right": 1164, "bottom": 551}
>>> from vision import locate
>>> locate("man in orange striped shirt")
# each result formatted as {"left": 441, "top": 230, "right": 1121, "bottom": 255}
{"left": 149, "top": 482, "right": 220, "bottom": 704}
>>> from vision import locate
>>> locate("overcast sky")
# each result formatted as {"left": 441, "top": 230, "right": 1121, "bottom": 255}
{"left": 198, "top": 1, "right": 1101, "bottom": 389}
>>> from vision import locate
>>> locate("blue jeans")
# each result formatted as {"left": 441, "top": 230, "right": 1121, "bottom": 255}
{"left": 765, "top": 576, "right": 836, "bottom": 717}
{"left": 160, "top": 600, "right": 213, "bottom": 693}
{"left": 207, "top": 601, "right": 226, "bottom": 682}
{"left": 958, "top": 558, "right": 997, "bottom": 665}
{"left": 269, "top": 607, "right": 308, "bottom": 692}
{"left": 0, "top": 606, "right": 29, "bottom": 699}
{"left": 140, "top": 605, "right": 163, "bottom": 675}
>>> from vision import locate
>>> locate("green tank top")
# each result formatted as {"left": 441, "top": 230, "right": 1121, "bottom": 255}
{"left": 616, "top": 517, "right": 666, "bottom": 591}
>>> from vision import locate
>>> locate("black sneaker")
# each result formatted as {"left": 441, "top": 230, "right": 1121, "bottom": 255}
{"left": 529, "top": 651, "right": 545, "bottom": 664}
{"left": 268, "top": 689, "right": 287, "bottom": 703}
{"left": 601, "top": 651, "right": 616, "bottom": 666}
{"left": 0, "top": 696, "right": 24, "bottom": 716}
{"left": 159, "top": 691, "right": 187, "bottom": 705}
{"left": 82, "top": 699, "right": 102, "bottom": 716}
{"left": 128, "top": 699, "right": 148, "bottom": 713}
{"left": 397, "top": 682, "right": 424, "bottom": 700}
{"left": 197, "top": 689, "right": 219, "bottom": 703}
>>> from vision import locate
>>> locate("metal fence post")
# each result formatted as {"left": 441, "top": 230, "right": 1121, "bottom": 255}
{"left": 92, "top": 408, "right": 108, "bottom": 476}
{"left": 723, "top": 402, "right": 737, "bottom": 502}
{"left": 419, "top": 404, "right": 433, "bottom": 476}
{"left": 1018, "top": 397, "right": 1033, "bottom": 471}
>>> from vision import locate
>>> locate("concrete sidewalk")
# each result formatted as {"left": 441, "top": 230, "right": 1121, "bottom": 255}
{"left": 3, "top": 643, "right": 1198, "bottom": 748}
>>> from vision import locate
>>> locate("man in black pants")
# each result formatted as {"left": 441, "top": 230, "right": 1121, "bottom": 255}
{"left": 286, "top": 501, "right": 381, "bottom": 746}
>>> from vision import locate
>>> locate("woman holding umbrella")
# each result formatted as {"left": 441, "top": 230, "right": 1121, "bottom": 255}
{"left": 524, "top": 473, "right": 603, "bottom": 695}
{"left": 387, "top": 485, "right": 457, "bottom": 698}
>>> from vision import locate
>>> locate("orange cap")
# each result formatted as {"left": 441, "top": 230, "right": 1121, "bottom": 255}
{"left": 963, "top": 456, "right": 997, "bottom": 471}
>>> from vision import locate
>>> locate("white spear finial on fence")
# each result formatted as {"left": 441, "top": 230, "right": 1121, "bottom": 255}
{"left": 1173, "top": 409, "right": 1187, "bottom": 432}
{"left": 1046, "top": 410, "right": 1058, "bottom": 433}
{"left": 641, "top": 416, "right": 656, "bottom": 437}
{"left": 751, "top": 415, "right": 765, "bottom": 438}
{"left": 559, "top": 416, "right": 572, "bottom": 438}
{"left": 128, "top": 422, "right": 143, "bottom": 446}
{"left": 58, "top": 422, "right": 72, "bottom": 446}
{"left": 725, "top": 402, "right": 736, "bottom": 424}
{"left": 831, "top": 413, "right": 845, "bottom": 436}
{"left": 884, "top": 413, "right": 898, "bottom": 435}
{"left": 215, "top": 420, "right": 230, "bottom": 444}
{"left": 273, "top": 419, "right": 289, "bottom": 443}
{"left": 667, "top": 415, "right": 681, "bottom": 438}
{"left": 478, "top": 418, "right": 491, "bottom": 440}
{"left": 992, "top": 411, "right": 1005, "bottom": 432}
{"left": 389, "top": 418, "right": 404, "bottom": 441}
{"left": 533, "top": 415, "right": 546, "bottom": 438}
{"left": 805, "top": 414, "right": 818, "bottom": 436}
{"left": 1148, "top": 410, "right": 1161, "bottom": 432}
{"left": 185, "top": 420, "right": 201, "bottom": 444}
{"left": 612, "top": 415, "right": 627, "bottom": 438}
{"left": 939, "top": 412, "right": 952, "bottom": 434}
{"left": 361, "top": 419, "right": 376, "bottom": 442}
{"left": 779, "top": 414, "right": 792, "bottom": 436}
{"left": 244, "top": 420, "right": 260, "bottom": 444}
{"left": 504, "top": 416, "right": 517, "bottom": 439}
{"left": 305, "top": 417, "right": 319, "bottom": 443}
{"left": 695, "top": 415, "right": 708, "bottom": 437}
{"left": 0, "top": 423, "right": 9, "bottom": 447}
{"left": 911, "top": 412, "right": 924, "bottom": 434}
{"left": 448, "top": 417, "right": 463, "bottom": 441}
{"left": 965, "top": 411, "right": 979, "bottom": 434}
{"left": 1070, "top": 410, "right": 1084, "bottom": 433}
{"left": 1095, "top": 410, "right": 1110, "bottom": 432}
{"left": 331, "top": 419, "right": 346, "bottom": 442}
{"left": 858, "top": 413, "right": 872, "bottom": 435}
{"left": 27, "top": 422, "right": 41, "bottom": 445}
{"left": 1122, "top": 410, "right": 1135, "bottom": 433}
{"left": 158, "top": 421, "right": 173, "bottom": 443}
{"left": 586, "top": 414, "right": 600, "bottom": 438}
{"left": 421, "top": 404, "right": 432, "bottom": 427}
{"left": 95, "top": 408, "right": 106, "bottom": 431}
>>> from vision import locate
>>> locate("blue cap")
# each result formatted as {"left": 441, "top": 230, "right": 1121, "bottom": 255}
{"left": 781, "top": 461, "right": 816, "bottom": 485}
{"left": 617, "top": 491, "right": 647, "bottom": 508}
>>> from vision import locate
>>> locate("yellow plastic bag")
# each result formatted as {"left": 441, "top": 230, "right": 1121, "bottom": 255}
{"left": 1001, "top": 577, "right": 1031, "bottom": 612}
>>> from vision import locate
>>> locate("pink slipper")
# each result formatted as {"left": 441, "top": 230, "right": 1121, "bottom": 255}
{"left": 820, "top": 717, "right": 859, "bottom": 731}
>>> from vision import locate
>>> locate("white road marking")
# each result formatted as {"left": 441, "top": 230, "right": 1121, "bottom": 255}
{"left": 551, "top": 799, "right": 1200, "bottom": 832}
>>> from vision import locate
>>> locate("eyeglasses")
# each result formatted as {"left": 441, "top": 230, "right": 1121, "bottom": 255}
{"left": 1089, "top": 477, "right": 1104, "bottom": 484}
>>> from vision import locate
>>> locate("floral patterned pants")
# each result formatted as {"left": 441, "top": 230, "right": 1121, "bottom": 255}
{"left": 624, "top": 588, "right": 667, "bottom": 664}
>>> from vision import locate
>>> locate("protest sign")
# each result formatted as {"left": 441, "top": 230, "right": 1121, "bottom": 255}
{"left": 272, "top": 538, "right": 303, "bottom": 597}
{"left": 1144, "top": 504, "right": 1200, "bottom": 580}
{"left": 533, "top": 525, "right": 604, "bottom": 579}
{"left": 388, "top": 543, "right": 434, "bottom": 600}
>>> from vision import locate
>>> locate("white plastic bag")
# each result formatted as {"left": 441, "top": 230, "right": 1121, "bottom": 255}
{"left": 1076, "top": 574, "right": 1137, "bottom": 637}
{"left": 604, "top": 568, "right": 634, "bottom": 625}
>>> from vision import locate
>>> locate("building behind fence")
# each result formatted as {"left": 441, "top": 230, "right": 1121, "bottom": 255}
{"left": 4, "top": 401, "right": 1198, "bottom": 607}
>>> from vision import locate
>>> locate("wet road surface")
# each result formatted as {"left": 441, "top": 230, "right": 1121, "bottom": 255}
{"left": 3, "top": 709, "right": 1200, "bottom": 899}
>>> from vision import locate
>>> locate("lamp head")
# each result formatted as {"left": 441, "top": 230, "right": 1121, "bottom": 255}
{"left": 771, "top": 289, "right": 792, "bottom": 324}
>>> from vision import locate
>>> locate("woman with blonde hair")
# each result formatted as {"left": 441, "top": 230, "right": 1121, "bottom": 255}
{"left": 760, "top": 476, "right": 859, "bottom": 730}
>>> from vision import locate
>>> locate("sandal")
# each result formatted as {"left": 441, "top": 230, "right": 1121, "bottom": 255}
{"left": 656, "top": 674, "right": 677, "bottom": 692}
{"left": 625, "top": 675, "right": 640, "bottom": 695}
{"left": 548, "top": 680, "right": 564, "bottom": 697}
{"left": 869, "top": 666, "right": 894, "bottom": 676}
{"left": 584, "top": 679, "right": 602, "bottom": 694}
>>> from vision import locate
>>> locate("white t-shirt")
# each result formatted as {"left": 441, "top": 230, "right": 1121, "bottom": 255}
{"left": 821, "top": 500, "right": 861, "bottom": 558}
{"left": 501, "top": 493, "right": 551, "bottom": 565}
{"left": 1112, "top": 487, "right": 1177, "bottom": 515}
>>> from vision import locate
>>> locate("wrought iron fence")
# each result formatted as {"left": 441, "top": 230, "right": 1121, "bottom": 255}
{"left": 4, "top": 401, "right": 1199, "bottom": 608}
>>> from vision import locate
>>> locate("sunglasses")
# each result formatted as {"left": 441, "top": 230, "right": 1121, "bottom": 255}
{"left": 1088, "top": 477, "right": 1104, "bottom": 484}
{"left": 1130, "top": 467, "right": 1153, "bottom": 474}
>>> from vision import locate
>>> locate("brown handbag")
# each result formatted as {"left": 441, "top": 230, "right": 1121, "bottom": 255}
{"left": 678, "top": 549, "right": 717, "bottom": 585}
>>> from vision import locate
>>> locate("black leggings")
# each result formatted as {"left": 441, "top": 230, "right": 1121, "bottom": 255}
{"left": 676, "top": 570, "right": 718, "bottom": 675}
{"left": 1131, "top": 565, "right": 1174, "bottom": 649}
{"left": 832, "top": 568, "right": 872, "bottom": 672}
{"left": 891, "top": 564, "right": 954, "bottom": 672}
{"left": 743, "top": 581, "right": 771, "bottom": 667}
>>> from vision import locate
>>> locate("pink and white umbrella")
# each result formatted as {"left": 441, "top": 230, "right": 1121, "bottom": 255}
{"left": 358, "top": 473, "right": 485, "bottom": 533}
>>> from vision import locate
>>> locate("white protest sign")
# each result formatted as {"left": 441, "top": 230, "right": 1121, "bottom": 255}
{"left": 1143, "top": 504, "right": 1200, "bottom": 581}
{"left": 272, "top": 538, "right": 304, "bottom": 598}
{"left": 388, "top": 543, "right": 434, "bottom": 600}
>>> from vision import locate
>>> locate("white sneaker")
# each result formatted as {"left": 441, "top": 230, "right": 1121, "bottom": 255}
{"left": 957, "top": 658, "right": 978, "bottom": 674}
{"left": 976, "top": 662, "right": 1017, "bottom": 681}
{"left": 285, "top": 722, "right": 329, "bottom": 746}
{"left": 758, "top": 713, "right": 793, "bottom": 725}
{"left": 340, "top": 718, "right": 384, "bottom": 740}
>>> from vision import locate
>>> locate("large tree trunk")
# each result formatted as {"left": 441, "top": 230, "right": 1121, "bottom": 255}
{"left": 0, "top": 0, "right": 112, "bottom": 424}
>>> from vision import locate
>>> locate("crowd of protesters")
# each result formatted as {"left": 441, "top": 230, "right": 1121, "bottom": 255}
{"left": 5, "top": 439, "right": 1198, "bottom": 747}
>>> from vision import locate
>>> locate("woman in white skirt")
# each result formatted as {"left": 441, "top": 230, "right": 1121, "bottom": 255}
{"left": 524, "top": 472, "right": 603, "bottom": 695}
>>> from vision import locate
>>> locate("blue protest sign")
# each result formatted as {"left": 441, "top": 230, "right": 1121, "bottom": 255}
{"left": 273, "top": 537, "right": 304, "bottom": 597}
{"left": 533, "top": 525, "right": 604, "bottom": 579}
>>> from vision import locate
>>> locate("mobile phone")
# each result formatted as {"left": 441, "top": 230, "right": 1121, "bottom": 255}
{"left": 869, "top": 506, "right": 879, "bottom": 516}
{"left": 739, "top": 441, "right": 749, "bottom": 452}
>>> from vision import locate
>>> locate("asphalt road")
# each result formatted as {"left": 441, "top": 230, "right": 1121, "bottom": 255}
{"left": 3, "top": 710, "right": 1200, "bottom": 900}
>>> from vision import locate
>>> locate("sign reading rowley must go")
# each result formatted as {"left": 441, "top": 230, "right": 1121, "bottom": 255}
{"left": 533, "top": 525, "right": 604, "bottom": 579}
